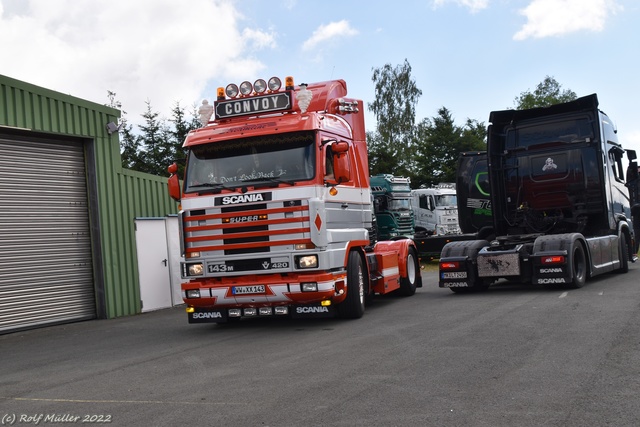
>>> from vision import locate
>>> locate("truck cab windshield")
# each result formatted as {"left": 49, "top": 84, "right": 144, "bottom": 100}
{"left": 436, "top": 194, "right": 457, "bottom": 207}
{"left": 185, "top": 131, "right": 315, "bottom": 193}
{"left": 389, "top": 198, "right": 411, "bottom": 210}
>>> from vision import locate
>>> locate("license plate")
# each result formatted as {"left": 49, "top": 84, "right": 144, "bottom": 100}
{"left": 442, "top": 271, "right": 468, "bottom": 279}
{"left": 232, "top": 285, "right": 265, "bottom": 295}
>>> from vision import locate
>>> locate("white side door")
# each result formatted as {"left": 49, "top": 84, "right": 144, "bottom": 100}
{"left": 135, "top": 218, "right": 172, "bottom": 312}
{"left": 165, "top": 216, "right": 184, "bottom": 306}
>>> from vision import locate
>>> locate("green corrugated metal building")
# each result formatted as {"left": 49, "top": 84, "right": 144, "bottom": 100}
{"left": 0, "top": 74, "right": 178, "bottom": 333}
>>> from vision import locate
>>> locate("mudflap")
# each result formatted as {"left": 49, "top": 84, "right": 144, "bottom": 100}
{"left": 531, "top": 233, "right": 577, "bottom": 286}
{"left": 439, "top": 240, "right": 489, "bottom": 288}
{"left": 290, "top": 303, "right": 337, "bottom": 319}
{"left": 188, "top": 307, "right": 228, "bottom": 324}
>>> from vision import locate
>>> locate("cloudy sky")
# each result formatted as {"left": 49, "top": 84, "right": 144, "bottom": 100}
{"left": 1, "top": 0, "right": 639, "bottom": 151}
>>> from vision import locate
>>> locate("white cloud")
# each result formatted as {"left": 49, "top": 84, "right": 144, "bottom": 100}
{"left": 514, "top": 0, "right": 622, "bottom": 40}
{"left": 301, "top": 20, "right": 358, "bottom": 52}
{"left": 0, "top": 0, "right": 276, "bottom": 125}
{"left": 431, "top": 0, "right": 489, "bottom": 13}
{"left": 242, "top": 28, "right": 278, "bottom": 50}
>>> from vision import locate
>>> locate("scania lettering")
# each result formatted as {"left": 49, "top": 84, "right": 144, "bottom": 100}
{"left": 540, "top": 268, "right": 563, "bottom": 274}
{"left": 168, "top": 76, "right": 422, "bottom": 324}
{"left": 220, "top": 194, "right": 266, "bottom": 205}
{"left": 439, "top": 94, "right": 637, "bottom": 292}
{"left": 192, "top": 312, "right": 223, "bottom": 319}
{"left": 538, "top": 278, "right": 566, "bottom": 284}
{"left": 296, "top": 306, "right": 330, "bottom": 314}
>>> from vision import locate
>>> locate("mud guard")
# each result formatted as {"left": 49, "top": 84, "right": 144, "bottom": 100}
{"left": 374, "top": 238, "right": 423, "bottom": 289}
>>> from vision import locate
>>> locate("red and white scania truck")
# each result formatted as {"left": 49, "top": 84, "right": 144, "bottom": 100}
{"left": 167, "top": 76, "right": 422, "bottom": 323}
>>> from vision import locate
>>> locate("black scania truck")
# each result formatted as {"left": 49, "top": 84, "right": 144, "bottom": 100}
{"left": 440, "top": 94, "right": 638, "bottom": 292}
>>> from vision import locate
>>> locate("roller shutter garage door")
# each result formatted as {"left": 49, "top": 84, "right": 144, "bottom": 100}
{"left": 0, "top": 137, "right": 96, "bottom": 333}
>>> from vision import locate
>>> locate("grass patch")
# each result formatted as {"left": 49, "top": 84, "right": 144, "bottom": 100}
{"left": 420, "top": 256, "right": 439, "bottom": 272}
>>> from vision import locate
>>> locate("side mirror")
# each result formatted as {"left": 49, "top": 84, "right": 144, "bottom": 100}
{"left": 167, "top": 162, "right": 181, "bottom": 202}
{"left": 332, "top": 142, "right": 350, "bottom": 183}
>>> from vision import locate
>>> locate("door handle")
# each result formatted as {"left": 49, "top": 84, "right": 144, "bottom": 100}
{"left": 161, "top": 259, "right": 168, "bottom": 266}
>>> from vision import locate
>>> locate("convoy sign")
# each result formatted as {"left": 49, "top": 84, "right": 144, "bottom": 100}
{"left": 215, "top": 92, "right": 292, "bottom": 119}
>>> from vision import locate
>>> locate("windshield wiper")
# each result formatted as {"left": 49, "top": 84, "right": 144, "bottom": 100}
{"left": 188, "top": 182, "right": 237, "bottom": 194}
{"left": 241, "top": 177, "right": 295, "bottom": 187}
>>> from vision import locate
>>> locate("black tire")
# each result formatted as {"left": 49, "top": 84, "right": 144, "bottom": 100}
{"left": 337, "top": 251, "right": 366, "bottom": 319}
{"left": 567, "top": 241, "right": 587, "bottom": 289}
{"left": 617, "top": 234, "right": 629, "bottom": 274}
{"left": 398, "top": 248, "right": 418, "bottom": 296}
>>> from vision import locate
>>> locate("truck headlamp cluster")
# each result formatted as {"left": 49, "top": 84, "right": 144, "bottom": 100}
{"left": 269, "top": 77, "right": 282, "bottom": 91}
{"left": 225, "top": 84, "right": 239, "bottom": 98}
{"left": 239, "top": 81, "right": 253, "bottom": 96}
{"left": 301, "top": 282, "right": 318, "bottom": 292}
{"left": 220, "top": 77, "right": 287, "bottom": 99}
{"left": 296, "top": 254, "right": 318, "bottom": 269}
{"left": 186, "top": 263, "right": 204, "bottom": 276}
{"left": 186, "top": 289, "right": 201, "bottom": 299}
{"left": 254, "top": 79, "right": 267, "bottom": 94}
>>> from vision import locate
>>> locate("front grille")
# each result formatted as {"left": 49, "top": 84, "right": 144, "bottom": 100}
{"left": 222, "top": 204, "right": 269, "bottom": 255}
{"left": 182, "top": 198, "right": 311, "bottom": 257}
{"left": 397, "top": 217, "right": 414, "bottom": 235}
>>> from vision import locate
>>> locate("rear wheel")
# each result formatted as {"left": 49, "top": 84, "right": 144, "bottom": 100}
{"left": 567, "top": 241, "right": 587, "bottom": 289}
{"left": 398, "top": 248, "right": 418, "bottom": 296}
{"left": 337, "top": 251, "right": 366, "bottom": 319}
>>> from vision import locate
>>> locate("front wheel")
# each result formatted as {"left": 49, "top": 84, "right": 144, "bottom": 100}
{"left": 337, "top": 251, "right": 366, "bottom": 319}
{"left": 398, "top": 248, "right": 418, "bottom": 296}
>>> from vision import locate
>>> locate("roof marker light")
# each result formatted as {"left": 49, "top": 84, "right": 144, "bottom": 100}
{"left": 285, "top": 76, "right": 294, "bottom": 90}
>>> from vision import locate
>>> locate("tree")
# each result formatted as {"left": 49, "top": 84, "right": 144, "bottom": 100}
{"left": 367, "top": 59, "right": 422, "bottom": 175}
{"left": 169, "top": 102, "right": 199, "bottom": 177}
{"left": 119, "top": 121, "right": 145, "bottom": 170}
{"left": 514, "top": 76, "right": 577, "bottom": 110}
{"left": 413, "top": 108, "right": 486, "bottom": 188}
{"left": 133, "top": 101, "right": 172, "bottom": 176}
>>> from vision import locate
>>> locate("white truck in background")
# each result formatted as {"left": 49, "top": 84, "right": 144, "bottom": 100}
{"left": 411, "top": 183, "right": 461, "bottom": 236}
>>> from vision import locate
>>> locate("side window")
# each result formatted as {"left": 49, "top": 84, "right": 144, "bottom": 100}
{"left": 419, "top": 195, "right": 428, "bottom": 210}
{"left": 325, "top": 145, "right": 335, "bottom": 180}
{"left": 609, "top": 146, "right": 625, "bottom": 182}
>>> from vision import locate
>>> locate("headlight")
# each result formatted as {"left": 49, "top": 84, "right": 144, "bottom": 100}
{"left": 186, "top": 289, "right": 200, "bottom": 298}
{"left": 296, "top": 255, "right": 318, "bottom": 269}
{"left": 225, "top": 83, "right": 239, "bottom": 98}
{"left": 187, "top": 263, "right": 204, "bottom": 276}
{"left": 254, "top": 79, "right": 267, "bottom": 93}
{"left": 301, "top": 282, "right": 318, "bottom": 292}
{"left": 239, "top": 81, "right": 253, "bottom": 96}
{"left": 268, "top": 77, "right": 282, "bottom": 91}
